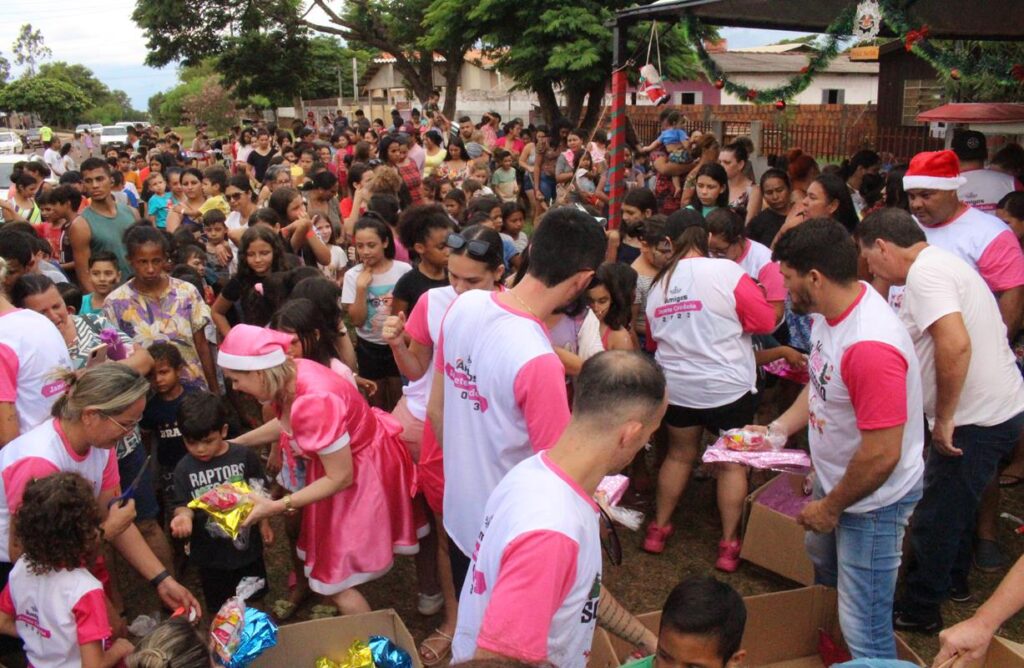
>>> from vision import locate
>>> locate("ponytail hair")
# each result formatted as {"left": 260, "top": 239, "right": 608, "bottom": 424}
{"left": 653, "top": 225, "right": 709, "bottom": 289}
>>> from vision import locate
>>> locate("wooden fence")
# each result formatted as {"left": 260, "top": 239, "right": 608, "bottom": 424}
{"left": 628, "top": 111, "right": 944, "bottom": 164}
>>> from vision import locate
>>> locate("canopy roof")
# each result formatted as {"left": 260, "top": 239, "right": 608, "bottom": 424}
{"left": 616, "top": 0, "right": 1024, "bottom": 40}
{"left": 917, "top": 103, "right": 1024, "bottom": 124}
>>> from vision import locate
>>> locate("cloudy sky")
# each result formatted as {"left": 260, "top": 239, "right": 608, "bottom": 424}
{"left": 0, "top": 0, "right": 809, "bottom": 110}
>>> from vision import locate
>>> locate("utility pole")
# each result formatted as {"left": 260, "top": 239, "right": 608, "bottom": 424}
{"left": 337, "top": 65, "right": 343, "bottom": 107}
{"left": 352, "top": 58, "right": 359, "bottom": 112}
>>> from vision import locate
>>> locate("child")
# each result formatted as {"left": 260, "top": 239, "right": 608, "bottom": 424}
{"left": 622, "top": 576, "right": 746, "bottom": 668}
{"left": 311, "top": 215, "right": 347, "bottom": 285}
{"left": 641, "top": 110, "right": 689, "bottom": 164}
{"left": 146, "top": 172, "right": 173, "bottom": 229}
{"left": 341, "top": 216, "right": 412, "bottom": 410}
{"left": 58, "top": 281, "right": 83, "bottom": 315}
{"left": 688, "top": 162, "right": 729, "bottom": 218}
{"left": 199, "top": 165, "right": 230, "bottom": 217}
{"left": 174, "top": 244, "right": 216, "bottom": 305}
{"left": 443, "top": 188, "right": 466, "bottom": 226}
{"left": 467, "top": 196, "right": 519, "bottom": 271}
{"left": 573, "top": 150, "right": 599, "bottom": 206}
{"left": 170, "top": 392, "right": 271, "bottom": 614}
{"left": 80, "top": 250, "right": 121, "bottom": 315}
{"left": 461, "top": 178, "right": 492, "bottom": 200}
{"left": 140, "top": 342, "right": 194, "bottom": 511}
{"left": 202, "top": 209, "right": 236, "bottom": 284}
{"left": 584, "top": 262, "right": 638, "bottom": 352}
{"left": 490, "top": 149, "right": 519, "bottom": 203}
{"left": 501, "top": 200, "right": 529, "bottom": 254}
{"left": 393, "top": 203, "right": 452, "bottom": 316}
{"left": 996, "top": 191, "right": 1024, "bottom": 240}
{"left": 0, "top": 473, "right": 135, "bottom": 667}
{"left": 469, "top": 163, "right": 493, "bottom": 193}
{"left": 37, "top": 184, "right": 81, "bottom": 277}
{"left": 212, "top": 225, "right": 290, "bottom": 337}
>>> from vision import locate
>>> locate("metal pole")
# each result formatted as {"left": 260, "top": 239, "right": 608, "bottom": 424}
{"left": 608, "top": 21, "right": 630, "bottom": 231}
{"left": 337, "top": 65, "right": 343, "bottom": 107}
{"left": 353, "top": 58, "right": 359, "bottom": 113}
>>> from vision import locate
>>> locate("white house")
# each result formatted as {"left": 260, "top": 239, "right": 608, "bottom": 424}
{"left": 712, "top": 52, "right": 879, "bottom": 105}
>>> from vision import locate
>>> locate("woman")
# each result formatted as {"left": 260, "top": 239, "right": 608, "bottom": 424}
{"left": 774, "top": 172, "right": 859, "bottom": 244}
{"left": 303, "top": 170, "right": 343, "bottom": 234}
{"left": 495, "top": 121, "right": 524, "bottom": 161}
{"left": 246, "top": 129, "right": 277, "bottom": 183}
{"left": 787, "top": 149, "right": 820, "bottom": 201}
{"left": 382, "top": 225, "right": 505, "bottom": 666}
{"left": 165, "top": 167, "right": 206, "bottom": 232}
{"left": 0, "top": 364, "right": 200, "bottom": 617}
{"left": 745, "top": 168, "right": 793, "bottom": 248}
{"left": 221, "top": 325, "right": 421, "bottom": 615}
{"left": 0, "top": 172, "right": 41, "bottom": 224}
{"left": 643, "top": 224, "right": 775, "bottom": 570}
{"left": 60, "top": 143, "right": 77, "bottom": 174}
{"left": 440, "top": 139, "right": 469, "bottom": 188}
{"left": 421, "top": 130, "right": 447, "bottom": 180}
{"left": 225, "top": 174, "right": 258, "bottom": 234}
{"left": 719, "top": 141, "right": 761, "bottom": 223}
{"left": 235, "top": 128, "right": 255, "bottom": 172}
{"left": 536, "top": 126, "right": 561, "bottom": 205}
{"left": 363, "top": 129, "right": 380, "bottom": 155}
{"left": 555, "top": 128, "right": 586, "bottom": 188}
{"left": 381, "top": 134, "right": 423, "bottom": 206}
{"left": 840, "top": 149, "right": 881, "bottom": 215}
{"left": 519, "top": 126, "right": 543, "bottom": 215}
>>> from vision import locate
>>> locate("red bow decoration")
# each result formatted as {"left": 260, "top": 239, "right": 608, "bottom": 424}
{"left": 1013, "top": 64, "right": 1024, "bottom": 82}
{"left": 746, "top": 89, "right": 758, "bottom": 100}
{"left": 905, "top": 25, "right": 930, "bottom": 52}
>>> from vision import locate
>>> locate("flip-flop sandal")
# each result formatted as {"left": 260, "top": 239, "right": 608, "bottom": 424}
{"left": 271, "top": 599, "right": 298, "bottom": 621}
{"left": 419, "top": 628, "right": 453, "bottom": 667}
{"left": 310, "top": 604, "right": 339, "bottom": 620}
{"left": 999, "top": 473, "right": 1024, "bottom": 488}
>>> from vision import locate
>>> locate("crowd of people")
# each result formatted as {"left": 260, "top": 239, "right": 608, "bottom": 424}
{"left": 0, "top": 101, "right": 1022, "bottom": 668}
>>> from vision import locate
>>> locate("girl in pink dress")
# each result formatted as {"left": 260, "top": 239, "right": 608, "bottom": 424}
{"left": 220, "top": 325, "right": 421, "bottom": 614}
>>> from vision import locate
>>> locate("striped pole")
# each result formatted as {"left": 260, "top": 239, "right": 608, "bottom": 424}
{"left": 608, "top": 67, "right": 628, "bottom": 231}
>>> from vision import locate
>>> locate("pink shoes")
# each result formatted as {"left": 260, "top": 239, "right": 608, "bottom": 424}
{"left": 643, "top": 523, "right": 674, "bottom": 554}
{"left": 715, "top": 539, "right": 742, "bottom": 572}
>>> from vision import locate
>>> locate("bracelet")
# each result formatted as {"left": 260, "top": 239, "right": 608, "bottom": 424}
{"left": 283, "top": 494, "right": 297, "bottom": 514}
{"left": 149, "top": 570, "right": 171, "bottom": 588}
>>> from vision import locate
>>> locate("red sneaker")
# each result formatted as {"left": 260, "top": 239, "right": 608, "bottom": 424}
{"left": 715, "top": 540, "right": 742, "bottom": 572}
{"left": 642, "top": 523, "right": 674, "bottom": 554}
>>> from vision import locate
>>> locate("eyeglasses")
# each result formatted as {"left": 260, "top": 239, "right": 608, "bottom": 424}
{"left": 226, "top": 192, "right": 244, "bottom": 201}
{"left": 446, "top": 232, "right": 492, "bottom": 260}
{"left": 599, "top": 506, "right": 622, "bottom": 566}
{"left": 104, "top": 413, "right": 139, "bottom": 435}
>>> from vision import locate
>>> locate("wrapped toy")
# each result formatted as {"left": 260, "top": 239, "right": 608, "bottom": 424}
{"left": 703, "top": 440, "right": 811, "bottom": 473}
{"left": 188, "top": 481, "right": 255, "bottom": 541}
{"left": 212, "top": 578, "right": 266, "bottom": 665}
{"left": 315, "top": 640, "right": 373, "bottom": 668}
{"left": 721, "top": 427, "right": 787, "bottom": 453}
{"left": 225, "top": 607, "right": 278, "bottom": 668}
{"left": 369, "top": 636, "right": 413, "bottom": 668}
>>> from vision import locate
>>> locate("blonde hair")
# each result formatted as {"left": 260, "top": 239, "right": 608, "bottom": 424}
{"left": 260, "top": 358, "right": 296, "bottom": 405}
{"left": 50, "top": 364, "right": 150, "bottom": 420}
{"left": 126, "top": 618, "right": 210, "bottom": 668}
{"left": 0, "top": 257, "right": 7, "bottom": 287}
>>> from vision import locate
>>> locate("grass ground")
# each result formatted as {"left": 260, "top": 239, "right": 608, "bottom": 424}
{"left": 41, "top": 380, "right": 1024, "bottom": 666}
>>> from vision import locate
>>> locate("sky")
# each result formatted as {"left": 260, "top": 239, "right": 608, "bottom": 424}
{"left": 0, "top": 0, "right": 810, "bottom": 111}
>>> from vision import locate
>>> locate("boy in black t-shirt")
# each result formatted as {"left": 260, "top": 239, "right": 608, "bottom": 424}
{"left": 141, "top": 343, "right": 194, "bottom": 507}
{"left": 392, "top": 204, "right": 453, "bottom": 317}
{"left": 170, "top": 391, "right": 272, "bottom": 613}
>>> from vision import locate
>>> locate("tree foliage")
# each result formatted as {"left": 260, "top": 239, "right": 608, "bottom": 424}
{"left": 0, "top": 54, "right": 10, "bottom": 84}
{"left": 0, "top": 76, "right": 90, "bottom": 125}
{"left": 935, "top": 41, "right": 1024, "bottom": 103}
{"left": 182, "top": 78, "right": 240, "bottom": 134}
{"left": 36, "top": 62, "right": 142, "bottom": 124}
{"left": 11, "top": 24, "right": 51, "bottom": 77}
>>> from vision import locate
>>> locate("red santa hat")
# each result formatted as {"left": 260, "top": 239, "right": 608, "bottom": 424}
{"left": 217, "top": 324, "right": 293, "bottom": 371}
{"left": 903, "top": 150, "right": 967, "bottom": 191}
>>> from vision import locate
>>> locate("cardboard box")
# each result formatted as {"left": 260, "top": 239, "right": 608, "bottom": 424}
{"left": 962, "top": 636, "right": 1024, "bottom": 667}
{"left": 251, "top": 609, "right": 423, "bottom": 668}
{"left": 740, "top": 472, "right": 816, "bottom": 586}
{"left": 595, "top": 586, "right": 922, "bottom": 668}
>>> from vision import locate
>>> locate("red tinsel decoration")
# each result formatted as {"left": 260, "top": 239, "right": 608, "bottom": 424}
{"left": 905, "top": 25, "right": 930, "bottom": 52}
{"left": 1013, "top": 64, "right": 1024, "bottom": 82}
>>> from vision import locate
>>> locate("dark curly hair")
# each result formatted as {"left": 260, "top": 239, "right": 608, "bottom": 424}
{"left": 15, "top": 473, "right": 101, "bottom": 575}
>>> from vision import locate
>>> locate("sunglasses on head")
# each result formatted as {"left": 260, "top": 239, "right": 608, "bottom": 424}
{"left": 446, "top": 232, "right": 491, "bottom": 260}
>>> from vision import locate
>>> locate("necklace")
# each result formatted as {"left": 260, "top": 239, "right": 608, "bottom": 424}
{"left": 509, "top": 289, "right": 539, "bottom": 320}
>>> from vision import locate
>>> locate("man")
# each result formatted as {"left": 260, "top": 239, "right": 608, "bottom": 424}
{"left": 954, "top": 130, "right": 1022, "bottom": 213}
{"left": 69, "top": 157, "right": 139, "bottom": 291}
{"left": 766, "top": 218, "right": 924, "bottom": 659}
{"left": 904, "top": 149, "right": 1024, "bottom": 338}
{"left": 42, "top": 137, "right": 64, "bottom": 177}
{"left": 858, "top": 208, "right": 1024, "bottom": 633}
{"left": 354, "top": 109, "right": 370, "bottom": 135}
{"left": 38, "top": 124, "right": 52, "bottom": 146}
{"left": 452, "top": 351, "right": 663, "bottom": 665}
{"left": 0, "top": 233, "right": 72, "bottom": 446}
{"left": 427, "top": 206, "right": 606, "bottom": 592}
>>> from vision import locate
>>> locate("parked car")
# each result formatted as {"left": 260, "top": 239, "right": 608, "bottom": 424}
{"left": 75, "top": 123, "right": 92, "bottom": 135}
{"left": 0, "top": 153, "right": 28, "bottom": 190}
{"left": 0, "top": 131, "right": 23, "bottom": 155}
{"left": 22, "top": 128, "right": 42, "bottom": 149}
{"left": 90, "top": 124, "right": 103, "bottom": 134}
{"left": 100, "top": 125, "right": 129, "bottom": 152}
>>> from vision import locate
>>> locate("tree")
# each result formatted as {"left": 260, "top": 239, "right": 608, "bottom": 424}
{"left": 132, "top": 0, "right": 470, "bottom": 117}
{"left": 36, "top": 61, "right": 142, "bottom": 123}
{"left": 182, "top": 78, "right": 239, "bottom": 134}
{"left": 935, "top": 41, "right": 1024, "bottom": 103}
{"left": 0, "top": 54, "right": 10, "bottom": 84}
{"left": 425, "top": 0, "right": 704, "bottom": 128}
{"left": 11, "top": 24, "right": 51, "bottom": 77}
{"left": 0, "top": 76, "right": 90, "bottom": 125}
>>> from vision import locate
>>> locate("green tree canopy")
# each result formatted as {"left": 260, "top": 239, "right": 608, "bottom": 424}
{"left": 35, "top": 61, "right": 142, "bottom": 123}
{"left": 0, "top": 76, "right": 91, "bottom": 125}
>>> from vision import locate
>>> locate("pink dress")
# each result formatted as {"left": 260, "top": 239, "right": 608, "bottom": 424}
{"left": 284, "top": 358, "right": 422, "bottom": 595}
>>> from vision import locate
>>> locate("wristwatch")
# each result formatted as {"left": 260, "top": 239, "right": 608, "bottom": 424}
{"left": 282, "top": 494, "right": 297, "bottom": 514}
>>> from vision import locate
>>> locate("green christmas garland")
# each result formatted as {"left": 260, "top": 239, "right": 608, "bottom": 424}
{"left": 685, "top": 0, "right": 1023, "bottom": 104}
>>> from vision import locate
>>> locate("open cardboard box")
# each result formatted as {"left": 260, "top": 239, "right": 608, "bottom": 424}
{"left": 960, "top": 636, "right": 1024, "bottom": 667}
{"left": 741, "top": 472, "right": 816, "bottom": 586}
{"left": 251, "top": 609, "right": 423, "bottom": 668}
{"left": 593, "top": 586, "right": 923, "bottom": 668}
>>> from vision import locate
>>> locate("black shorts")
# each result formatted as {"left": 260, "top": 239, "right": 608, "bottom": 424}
{"left": 198, "top": 559, "right": 268, "bottom": 615}
{"left": 356, "top": 338, "right": 400, "bottom": 380}
{"left": 664, "top": 392, "right": 756, "bottom": 432}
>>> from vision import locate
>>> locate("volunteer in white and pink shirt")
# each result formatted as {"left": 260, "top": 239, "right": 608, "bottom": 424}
{"left": 0, "top": 295, "right": 72, "bottom": 446}
{"left": 766, "top": 218, "right": 924, "bottom": 660}
{"left": 642, "top": 224, "right": 776, "bottom": 568}
{"left": 453, "top": 351, "right": 664, "bottom": 666}
{"left": 706, "top": 208, "right": 787, "bottom": 323}
{"left": 427, "top": 207, "right": 607, "bottom": 593}
{"left": 383, "top": 224, "right": 507, "bottom": 660}
{"left": 904, "top": 149, "right": 1024, "bottom": 338}
{"left": 0, "top": 364, "right": 200, "bottom": 616}
{"left": 953, "top": 129, "right": 1022, "bottom": 213}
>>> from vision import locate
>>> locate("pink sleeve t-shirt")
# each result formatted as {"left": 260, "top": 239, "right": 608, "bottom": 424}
{"left": 841, "top": 341, "right": 909, "bottom": 430}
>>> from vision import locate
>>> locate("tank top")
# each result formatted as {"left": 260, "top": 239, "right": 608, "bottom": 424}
{"left": 81, "top": 202, "right": 136, "bottom": 278}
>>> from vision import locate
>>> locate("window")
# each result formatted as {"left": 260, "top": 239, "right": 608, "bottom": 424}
{"left": 677, "top": 92, "right": 702, "bottom": 105}
{"left": 901, "top": 79, "right": 945, "bottom": 126}
{"left": 822, "top": 89, "right": 845, "bottom": 105}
